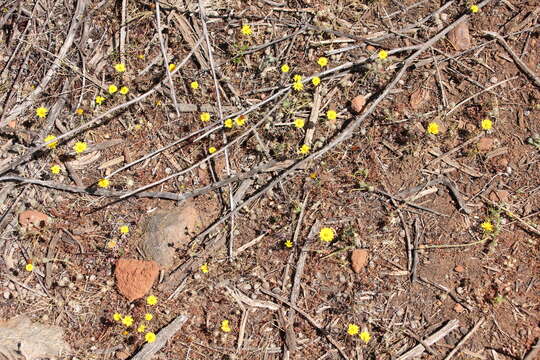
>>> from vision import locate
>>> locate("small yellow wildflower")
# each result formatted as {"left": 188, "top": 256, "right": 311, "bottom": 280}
{"left": 347, "top": 324, "right": 359, "bottom": 336}
{"left": 114, "top": 63, "right": 126, "bottom": 73}
{"left": 293, "top": 74, "right": 302, "bottom": 82}
{"left": 294, "top": 118, "right": 305, "bottom": 129}
{"left": 145, "top": 332, "right": 156, "bottom": 343}
{"left": 481, "top": 119, "right": 492, "bottom": 131}
{"left": 73, "top": 141, "right": 87, "bottom": 154}
{"left": 317, "top": 57, "right": 328, "bottom": 67}
{"left": 122, "top": 315, "right": 134, "bottom": 327}
{"left": 319, "top": 227, "right": 335, "bottom": 242}
{"left": 470, "top": 4, "right": 479, "bottom": 13}
{"left": 95, "top": 96, "right": 106, "bottom": 105}
{"left": 284, "top": 240, "right": 293, "bottom": 248}
{"left": 50, "top": 165, "right": 61, "bottom": 174}
{"left": 298, "top": 144, "right": 310, "bottom": 155}
{"left": 106, "top": 240, "right": 117, "bottom": 249}
{"left": 137, "top": 54, "right": 145, "bottom": 60}
{"left": 146, "top": 295, "right": 158, "bottom": 306}
{"left": 119, "top": 225, "right": 129, "bottom": 234}
{"left": 144, "top": 313, "right": 153, "bottom": 321}
{"left": 36, "top": 107, "right": 48, "bottom": 118}
{"left": 281, "top": 64, "right": 290, "bottom": 73}
{"left": 137, "top": 324, "right": 146, "bottom": 333}
{"left": 208, "top": 146, "right": 217, "bottom": 154}
{"left": 378, "top": 50, "right": 388, "bottom": 60}
{"left": 235, "top": 115, "right": 246, "bottom": 126}
{"left": 427, "top": 122, "right": 439, "bottom": 135}
{"left": 292, "top": 81, "right": 304, "bottom": 91}
{"left": 224, "top": 119, "right": 234, "bottom": 128}
{"left": 200, "top": 263, "right": 209, "bottom": 273}
{"left": 327, "top": 110, "right": 337, "bottom": 120}
{"left": 98, "top": 178, "right": 110, "bottom": 188}
{"left": 108, "top": 85, "right": 118, "bottom": 94}
{"left": 168, "top": 63, "right": 176, "bottom": 72}
{"left": 75, "top": 108, "right": 84, "bottom": 115}
{"left": 200, "top": 112, "right": 211, "bottom": 122}
{"left": 119, "top": 86, "right": 129, "bottom": 95}
{"left": 113, "top": 313, "right": 122, "bottom": 321}
{"left": 190, "top": 81, "right": 199, "bottom": 90}
{"left": 359, "top": 331, "right": 371, "bottom": 344}
{"left": 312, "top": 76, "right": 321, "bottom": 86}
{"left": 241, "top": 24, "right": 252, "bottom": 36}
{"left": 44, "top": 135, "right": 58, "bottom": 149}
{"left": 25, "top": 263, "right": 34, "bottom": 272}
{"left": 121, "top": 330, "right": 129, "bottom": 336}
{"left": 220, "top": 320, "right": 231, "bottom": 333}
{"left": 481, "top": 221, "right": 494, "bottom": 232}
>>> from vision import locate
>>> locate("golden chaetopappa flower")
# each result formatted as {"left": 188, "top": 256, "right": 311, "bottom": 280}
{"left": 284, "top": 240, "right": 293, "bottom": 248}
{"left": 347, "top": 324, "right": 359, "bottom": 336}
{"left": 427, "top": 122, "right": 439, "bottom": 135}
{"left": 36, "top": 107, "right": 48, "bottom": 118}
{"left": 146, "top": 295, "right": 158, "bottom": 306}
{"left": 200, "top": 263, "right": 209, "bottom": 273}
{"left": 114, "top": 63, "right": 126, "bottom": 73}
{"left": 208, "top": 146, "right": 217, "bottom": 154}
{"left": 281, "top": 64, "right": 290, "bottom": 73}
{"left": 190, "top": 81, "right": 199, "bottom": 90}
{"left": 168, "top": 63, "right": 176, "bottom": 72}
{"left": 44, "top": 135, "right": 58, "bottom": 149}
{"left": 294, "top": 118, "right": 305, "bottom": 129}
{"left": 378, "top": 50, "right": 388, "bottom": 60}
{"left": 240, "top": 24, "right": 252, "bottom": 36}
{"left": 317, "top": 57, "right": 328, "bottom": 67}
{"left": 137, "top": 324, "right": 146, "bottom": 333}
{"left": 108, "top": 85, "right": 118, "bottom": 94}
{"left": 122, "top": 315, "right": 134, "bottom": 327}
{"left": 73, "top": 141, "right": 87, "bottom": 154}
{"left": 113, "top": 313, "right": 122, "bottom": 321}
{"left": 75, "top": 108, "right": 84, "bottom": 115}
{"left": 293, "top": 74, "right": 302, "bottom": 82}
{"left": 145, "top": 332, "right": 156, "bottom": 343}
{"left": 312, "top": 76, "right": 321, "bottom": 86}
{"left": 119, "top": 86, "right": 129, "bottom": 95}
{"left": 144, "top": 313, "right": 153, "bottom": 321}
{"left": 298, "top": 144, "right": 310, "bottom": 155}
{"left": 25, "top": 263, "right": 34, "bottom": 272}
{"left": 224, "top": 119, "right": 234, "bottom": 128}
{"left": 98, "top": 178, "right": 110, "bottom": 188}
{"left": 327, "top": 109, "right": 337, "bottom": 120}
{"left": 319, "top": 227, "right": 335, "bottom": 242}
{"left": 200, "top": 112, "right": 211, "bottom": 122}
{"left": 359, "top": 331, "right": 371, "bottom": 344}
{"left": 50, "top": 165, "right": 61, "bottom": 174}
{"left": 95, "top": 96, "right": 106, "bottom": 105}
{"left": 470, "top": 4, "right": 479, "bottom": 13}
{"left": 119, "top": 225, "right": 129, "bottom": 234}
{"left": 292, "top": 81, "right": 303, "bottom": 91}
{"left": 106, "top": 240, "right": 117, "bottom": 249}
{"left": 481, "top": 119, "right": 492, "bottom": 131}
{"left": 235, "top": 115, "right": 246, "bottom": 126}
{"left": 480, "top": 221, "right": 494, "bottom": 232}
{"left": 220, "top": 319, "right": 231, "bottom": 332}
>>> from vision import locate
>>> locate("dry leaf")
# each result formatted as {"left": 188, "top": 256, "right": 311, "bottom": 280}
{"left": 409, "top": 88, "right": 429, "bottom": 109}
{"left": 447, "top": 21, "right": 471, "bottom": 50}
{"left": 0, "top": 316, "right": 70, "bottom": 360}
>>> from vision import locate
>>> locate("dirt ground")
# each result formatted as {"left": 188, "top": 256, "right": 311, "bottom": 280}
{"left": 0, "top": 0, "right": 539, "bottom": 359}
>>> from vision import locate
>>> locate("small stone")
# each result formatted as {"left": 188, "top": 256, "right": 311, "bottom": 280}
{"left": 351, "top": 249, "right": 369, "bottom": 273}
{"left": 18, "top": 210, "right": 49, "bottom": 228}
{"left": 115, "top": 258, "right": 160, "bottom": 301}
{"left": 454, "top": 303, "right": 465, "bottom": 313}
{"left": 477, "top": 137, "right": 494, "bottom": 152}
{"left": 454, "top": 265, "right": 465, "bottom": 273}
{"left": 447, "top": 21, "right": 471, "bottom": 50}
{"left": 366, "top": 45, "right": 375, "bottom": 52}
{"left": 351, "top": 95, "right": 366, "bottom": 113}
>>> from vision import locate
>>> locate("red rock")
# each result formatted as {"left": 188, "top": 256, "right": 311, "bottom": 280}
{"left": 477, "top": 137, "right": 494, "bottom": 152}
{"left": 351, "top": 249, "right": 369, "bottom": 273}
{"left": 18, "top": 210, "right": 49, "bottom": 228}
{"left": 454, "top": 265, "right": 465, "bottom": 273}
{"left": 351, "top": 95, "right": 366, "bottom": 113}
{"left": 115, "top": 259, "right": 159, "bottom": 301}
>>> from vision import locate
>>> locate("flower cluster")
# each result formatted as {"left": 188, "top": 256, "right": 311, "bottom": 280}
{"left": 112, "top": 298, "right": 158, "bottom": 343}
{"left": 347, "top": 324, "right": 372, "bottom": 344}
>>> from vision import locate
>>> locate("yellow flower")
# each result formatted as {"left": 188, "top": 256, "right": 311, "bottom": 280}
{"left": 317, "top": 57, "right": 328, "bottom": 67}
{"left": 114, "top": 63, "right": 126, "bottom": 73}
{"left": 208, "top": 146, "right": 217, "bottom": 154}
{"left": 36, "top": 107, "right": 48, "bottom": 118}
{"left": 95, "top": 96, "right": 106, "bottom": 105}
{"left": 235, "top": 115, "right": 246, "bottom": 126}
{"left": 98, "top": 178, "right": 110, "bottom": 188}
{"left": 113, "top": 313, "right": 122, "bottom": 321}
{"left": 190, "top": 81, "right": 199, "bottom": 90}
{"left": 481, "top": 119, "right": 492, "bottom": 131}
{"left": 281, "top": 64, "right": 290, "bottom": 73}
{"left": 25, "top": 263, "right": 34, "bottom": 272}
{"left": 75, "top": 108, "right": 84, "bottom": 115}
{"left": 470, "top": 4, "right": 479, "bottom": 13}
{"left": 241, "top": 24, "right": 252, "bottom": 36}
{"left": 119, "top": 225, "right": 129, "bottom": 234}
{"left": 44, "top": 135, "right": 58, "bottom": 149}
{"left": 359, "top": 331, "right": 371, "bottom": 344}
{"left": 122, "top": 315, "right": 134, "bottom": 327}
{"left": 327, "top": 110, "right": 337, "bottom": 120}
{"left": 200, "top": 112, "right": 211, "bottom": 122}
{"left": 168, "top": 63, "right": 176, "bottom": 72}
{"left": 298, "top": 144, "right": 310, "bottom": 155}
{"left": 220, "top": 320, "right": 231, "bottom": 332}
{"left": 347, "top": 324, "right": 359, "bottom": 336}
{"left": 378, "top": 50, "right": 388, "bottom": 60}
{"left": 108, "top": 85, "right": 118, "bottom": 94}
{"left": 312, "top": 76, "right": 321, "bottom": 86}
{"left": 294, "top": 118, "right": 305, "bottom": 128}
{"left": 200, "top": 263, "right": 209, "bottom": 273}
{"left": 73, "top": 141, "right": 87, "bottom": 154}
{"left": 284, "top": 240, "right": 293, "bottom": 248}
{"left": 50, "top": 165, "right": 61, "bottom": 174}
{"left": 292, "top": 81, "right": 303, "bottom": 91}
{"left": 427, "top": 122, "right": 439, "bottom": 135}
{"left": 119, "top": 86, "right": 129, "bottom": 95}
{"left": 146, "top": 295, "right": 158, "bottom": 306}
{"left": 319, "top": 227, "right": 335, "bottom": 242}
{"left": 137, "top": 324, "right": 146, "bottom": 333}
{"left": 481, "top": 221, "right": 494, "bottom": 232}
{"left": 293, "top": 74, "right": 302, "bottom": 82}
{"left": 106, "top": 240, "right": 117, "bottom": 249}
{"left": 224, "top": 119, "right": 234, "bottom": 128}
{"left": 137, "top": 54, "right": 145, "bottom": 60}
{"left": 145, "top": 332, "right": 156, "bottom": 343}
{"left": 144, "top": 313, "right": 153, "bottom": 321}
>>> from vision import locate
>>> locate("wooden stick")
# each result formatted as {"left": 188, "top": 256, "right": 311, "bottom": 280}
{"left": 443, "top": 318, "right": 484, "bottom": 360}
{"left": 131, "top": 315, "right": 189, "bottom": 360}
{"left": 396, "top": 319, "right": 459, "bottom": 360}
